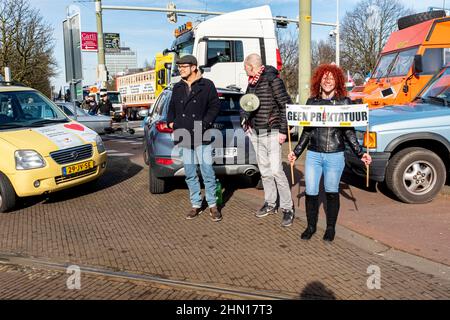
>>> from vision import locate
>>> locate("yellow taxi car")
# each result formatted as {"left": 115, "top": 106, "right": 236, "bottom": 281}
{"left": 0, "top": 84, "right": 107, "bottom": 213}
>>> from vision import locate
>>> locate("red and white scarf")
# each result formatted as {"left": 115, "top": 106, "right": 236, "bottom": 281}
{"left": 248, "top": 65, "right": 265, "bottom": 86}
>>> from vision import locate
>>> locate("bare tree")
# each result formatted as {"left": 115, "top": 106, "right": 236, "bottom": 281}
{"left": 0, "top": 0, "right": 56, "bottom": 96}
{"left": 311, "top": 39, "right": 336, "bottom": 70}
{"left": 340, "top": 0, "right": 412, "bottom": 81}
{"left": 277, "top": 29, "right": 298, "bottom": 98}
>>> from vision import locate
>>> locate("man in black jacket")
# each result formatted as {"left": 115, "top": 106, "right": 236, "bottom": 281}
{"left": 166, "top": 55, "right": 222, "bottom": 221}
{"left": 98, "top": 92, "right": 113, "bottom": 116}
{"left": 242, "top": 53, "right": 294, "bottom": 227}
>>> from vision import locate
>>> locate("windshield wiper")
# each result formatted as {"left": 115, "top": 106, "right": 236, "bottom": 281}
{"left": 0, "top": 123, "right": 26, "bottom": 129}
{"left": 413, "top": 96, "right": 427, "bottom": 103}
{"left": 427, "top": 96, "right": 449, "bottom": 107}
{"left": 29, "top": 119, "right": 69, "bottom": 126}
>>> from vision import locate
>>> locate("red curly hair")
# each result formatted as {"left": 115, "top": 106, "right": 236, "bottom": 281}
{"left": 310, "top": 64, "right": 347, "bottom": 99}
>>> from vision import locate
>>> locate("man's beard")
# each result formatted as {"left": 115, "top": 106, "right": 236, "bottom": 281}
{"left": 180, "top": 72, "right": 191, "bottom": 80}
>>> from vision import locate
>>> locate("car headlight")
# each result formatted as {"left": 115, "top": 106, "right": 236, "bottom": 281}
{"left": 96, "top": 135, "right": 106, "bottom": 154}
{"left": 15, "top": 150, "right": 46, "bottom": 170}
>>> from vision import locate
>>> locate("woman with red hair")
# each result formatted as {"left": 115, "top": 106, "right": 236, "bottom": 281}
{"left": 288, "top": 64, "right": 372, "bottom": 242}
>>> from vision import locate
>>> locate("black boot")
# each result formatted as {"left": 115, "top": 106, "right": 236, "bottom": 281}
{"left": 323, "top": 192, "right": 340, "bottom": 242}
{"left": 301, "top": 195, "right": 319, "bottom": 240}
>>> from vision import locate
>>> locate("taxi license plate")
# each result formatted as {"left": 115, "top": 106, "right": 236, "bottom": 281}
{"left": 62, "top": 160, "right": 94, "bottom": 176}
{"left": 214, "top": 148, "right": 237, "bottom": 158}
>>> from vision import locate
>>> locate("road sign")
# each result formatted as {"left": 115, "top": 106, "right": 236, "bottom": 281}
{"left": 81, "top": 32, "right": 98, "bottom": 52}
{"left": 105, "top": 33, "right": 120, "bottom": 52}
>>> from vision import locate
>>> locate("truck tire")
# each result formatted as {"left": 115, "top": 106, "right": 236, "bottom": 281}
{"left": 149, "top": 166, "right": 165, "bottom": 194}
{"left": 397, "top": 10, "right": 446, "bottom": 30}
{"left": 0, "top": 172, "right": 17, "bottom": 213}
{"left": 385, "top": 147, "right": 446, "bottom": 204}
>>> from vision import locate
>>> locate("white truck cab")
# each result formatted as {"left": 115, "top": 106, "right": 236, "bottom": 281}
{"left": 168, "top": 6, "right": 281, "bottom": 92}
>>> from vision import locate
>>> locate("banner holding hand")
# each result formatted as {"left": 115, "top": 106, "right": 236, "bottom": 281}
{"left": 286, "top": 103, "right": 370, "bottom": 186}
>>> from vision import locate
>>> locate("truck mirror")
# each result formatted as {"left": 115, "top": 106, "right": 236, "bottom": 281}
{"left": 157, "top": 70, "right": 166, "bottom": 85}
{"left": 164, "top": 63, "right": 172, "bottom": 70}
{"left": 413, "top": 55, "right": 423, "bottom": 74}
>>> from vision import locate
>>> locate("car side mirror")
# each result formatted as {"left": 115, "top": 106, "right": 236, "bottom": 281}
{"left": 413, "top": 55, "right": 423, "bottom": 74}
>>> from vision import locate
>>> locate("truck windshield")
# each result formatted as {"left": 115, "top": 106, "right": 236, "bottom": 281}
{"left": 0, "top": 90, "right": 68, "bottom": 129}
{"left": 372, "top": 48, "right": 417, "bottom": 79}
{"left": 177, "top": 39, "right": 194, "bottom": 57}
{"left": 107, "top": 92, "right": 121, "bottom": 104}
{"left": 421, "top": 67, "right": 450, "bottom": 105}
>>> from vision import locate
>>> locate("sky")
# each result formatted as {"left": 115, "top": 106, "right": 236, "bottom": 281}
{"left": 26, "top": 0, "right": 449, "bottom": 91}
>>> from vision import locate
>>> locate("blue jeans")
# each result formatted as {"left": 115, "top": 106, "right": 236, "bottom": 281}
{"left": 304, "top": 150, "right": 345, "bottom": 196}
{"left": 181, "top": 144, "right": 216, "bottom": 208}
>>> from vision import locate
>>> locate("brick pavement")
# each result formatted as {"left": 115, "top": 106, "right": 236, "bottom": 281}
{"left": 0, "top": 155, "right": 449, "bottom": 299}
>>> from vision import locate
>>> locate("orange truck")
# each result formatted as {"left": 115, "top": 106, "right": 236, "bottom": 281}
{"left": 350, "top": 10, "right": 450, "bottom": 108}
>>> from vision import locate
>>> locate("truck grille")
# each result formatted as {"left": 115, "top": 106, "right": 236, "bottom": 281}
{"left": 50, "top": 144, "right": 93, "bottom": 165}
{"left": 54, "top": 166, "right": 98, "bottom": 185}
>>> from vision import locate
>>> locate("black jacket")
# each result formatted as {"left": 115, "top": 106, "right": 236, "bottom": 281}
{"left": 293, "top": 97, "right": 363, "bottom": 158}
{"left": 98, "top": 100, "right": 113, "bottom": 115}
{"left": 243, "top": 65, "right": 291, "bottom": 135}
{"left": 167, "top": 76, "right": 220, "bottom": 148}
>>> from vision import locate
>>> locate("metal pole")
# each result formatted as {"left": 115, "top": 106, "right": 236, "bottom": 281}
{"left": 96, "top": 0, "right": 107, "bottom": 89}
{"left": 102, "top": 5, "right": 336, "bottom": 27}
{"left": 4, "top": 67, "right": 11, "bottom": 82}
{"left": 336, "top": 0, "right": 340, "bottom": 66}
{"left": 67, "top": 7, "right": 78, "bottom": 121}
{"left": 299, "top": 0, "right": 311, "bottom": 104}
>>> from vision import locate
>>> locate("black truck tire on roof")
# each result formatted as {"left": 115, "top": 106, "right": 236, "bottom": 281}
{"left": 397, "top": 10, "right": 447, "bottom": 30}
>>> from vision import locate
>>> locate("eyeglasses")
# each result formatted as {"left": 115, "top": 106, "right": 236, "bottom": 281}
{"left": 178, "top": 64, "right": 192, "bottom": 69}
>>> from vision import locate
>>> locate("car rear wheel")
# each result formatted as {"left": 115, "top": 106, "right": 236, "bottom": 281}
{"left": 0, "top": 172, "right": 17, "bottom": 213}
{"left": 385, "top": 147, "right": 446, "bottom": 204}
{"left": 149, "top": 166, "right": 166, "bottom": 194}
{"left": 143, "top": 143, "right": 149, "bottom": 165}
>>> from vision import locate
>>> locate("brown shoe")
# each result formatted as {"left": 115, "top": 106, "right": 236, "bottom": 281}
{"left": 209, "top": 206, "right": 222, "bottom": 222}
{"left": 186, "top": 207, "right": 202, "bottom": 220}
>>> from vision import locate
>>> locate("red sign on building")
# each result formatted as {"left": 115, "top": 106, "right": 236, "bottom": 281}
{"left": 81, "top": 32, "right": 98, "bottom": 52}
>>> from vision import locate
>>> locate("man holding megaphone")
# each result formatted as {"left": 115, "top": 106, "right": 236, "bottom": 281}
{"left": 241, "top": 53, "right": 294, "bottom": 228}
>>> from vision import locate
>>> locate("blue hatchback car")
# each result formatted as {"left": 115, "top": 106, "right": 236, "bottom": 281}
{"left": 345, "top": 65, "right": 450, "bottom": 203}
{"left": 143, "top": 87, "right": 260, "bottom": 194}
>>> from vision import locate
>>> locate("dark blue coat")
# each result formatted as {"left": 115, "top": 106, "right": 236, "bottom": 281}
{"left": 167, "top": 77, "right": 220, "bottom": 148}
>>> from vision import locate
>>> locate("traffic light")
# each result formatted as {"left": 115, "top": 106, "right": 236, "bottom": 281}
{"left": 167, "top": 2, "right": 177, "bottom": 24}
{"left": 275, "top": 16, "right": 288, "bottom": 29}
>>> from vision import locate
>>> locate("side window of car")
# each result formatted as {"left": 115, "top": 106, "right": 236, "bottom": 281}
{"left": 421, "top": 48, "right": 450, "bottom": 75}
{"left": 63, "top": 106, "right": 74, "bottom": 116}
{"left": 150, "top": 92, "right": 167, "bottom": 121}
{"left": 161, "top": 92, "right": 172, "bottom": 116}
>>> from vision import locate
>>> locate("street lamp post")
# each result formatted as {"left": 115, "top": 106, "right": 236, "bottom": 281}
{"left": 95, "top": 0, "right": 107, "bottom": 89}
{"left": 298, "top": 0, "right": 311, "bottom": 105}
{"left": 336, "top": 0, "right": 340, "bottom": 66}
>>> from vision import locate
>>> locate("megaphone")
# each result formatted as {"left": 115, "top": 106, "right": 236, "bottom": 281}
{"left": 239, "top": 93, "right": 260, "bottom": 112}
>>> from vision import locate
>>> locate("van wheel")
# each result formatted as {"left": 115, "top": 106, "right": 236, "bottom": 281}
{"left": 385, "top": 147, "right": 446, "bottom": 204}
{"left": 0, "top": 172, "right": 17, "bottom": 213}
{"left": 149, "top": 166, "right": 165, "bottom": 194}
{"left": 397, "top": 10, "right": 446, "bottom": 30}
